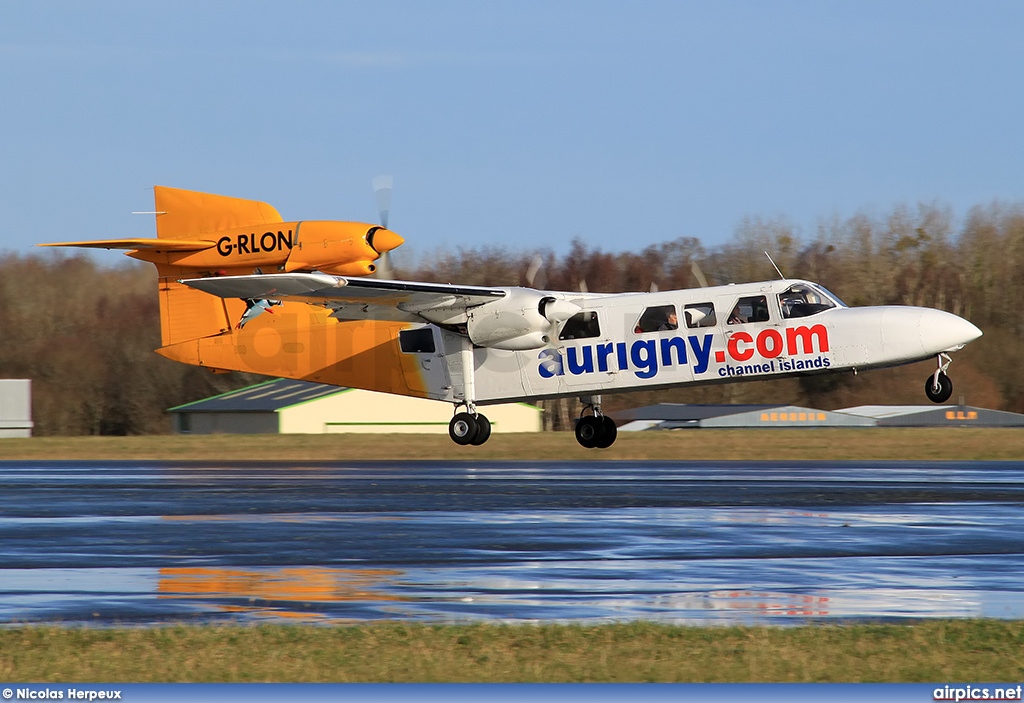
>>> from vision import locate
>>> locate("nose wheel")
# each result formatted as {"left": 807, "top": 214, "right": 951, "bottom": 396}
{"left": 924, "top": 353, "right": 954, "bottom": 403}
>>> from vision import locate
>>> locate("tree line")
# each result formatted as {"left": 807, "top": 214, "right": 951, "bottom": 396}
{"left": 2, "top": 199, "right": 1021, "bottom": 435}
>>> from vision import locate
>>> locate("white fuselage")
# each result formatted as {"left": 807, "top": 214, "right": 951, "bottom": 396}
{"left": 408, "top": 278, "right": 982, "bottom": 405}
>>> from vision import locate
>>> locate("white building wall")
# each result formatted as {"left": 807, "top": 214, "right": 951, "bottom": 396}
{"left": 0, "top": 379, "right": 33, "bottom": 438}
{"left": 278, "top": 389, "right": 541, "bottom": 434}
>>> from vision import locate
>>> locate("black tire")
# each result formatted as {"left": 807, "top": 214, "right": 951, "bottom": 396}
{"left": 594, "top": 415, "right": 618, "bottom": 449}
{"left": 575, "top": 416, "right": 601, "bottom": 448}
{"left": 449, "top": 412, "right": 479, "bottom": 445}
{"left": 470, "top": 414, "right": 491, "bottom": 445}
{"left": 925, "top": 371, "right": 953, "bottom": 403}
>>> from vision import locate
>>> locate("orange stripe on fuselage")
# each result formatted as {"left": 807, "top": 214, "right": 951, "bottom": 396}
{"left": 156, "top": 301, "right": 428, "bottom": 397}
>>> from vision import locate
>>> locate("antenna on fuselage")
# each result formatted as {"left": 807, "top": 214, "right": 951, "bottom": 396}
{"left": 764, "top": 251, "right": 785, "bottom": 279}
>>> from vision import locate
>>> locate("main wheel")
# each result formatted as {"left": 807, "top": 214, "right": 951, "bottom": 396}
{"left": 593, "top": 415, "right": 618, "bottom": 449}
{"left": 575, "top": 415, "right": 601, "bottom": 448}
{"left": 470, "top": 414, "right": 491, "bottom": 445}
{"left": 449, "top": 412, "right": 479, "bottom": 445}
{"left": 925, "top": 371, "right": 953, "bottom": 403}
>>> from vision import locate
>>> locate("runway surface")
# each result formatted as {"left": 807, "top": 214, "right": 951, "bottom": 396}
{"left": 0, "top": 460, "right": 1022, "bottom": 626}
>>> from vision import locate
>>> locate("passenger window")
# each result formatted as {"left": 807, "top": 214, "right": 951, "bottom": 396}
{"left": 399, "top": 327, "right": 436, "bottom": 353}
{"left": 683, "top": 302, "right": 717, "bottom": 329}
{"left": 727, "top": 295, "right": 770, "bottom": 325}
{"left": 779, "top": 283, "right": 837, "bottom": 319}
{"left": 559, "top": 311, "right": 601, "bottom": 340}
{"left": 633, "top": 305, "right": 678, "bottom": 334}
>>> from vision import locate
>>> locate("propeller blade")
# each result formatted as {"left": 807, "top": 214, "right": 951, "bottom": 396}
{"left": 526, "top": 255, "right": 547, "bottom": 289}
{"left": 375, "top": 251, "right": 395, "bottom": 280}
{"left": 370, "top": 175, "right": 397, "bottom": 279}
{"left": 690, "top": 260, "right": 709, "bottom": 288}
{"left": 372, "top": 175, "right": 393, "bottom": 229}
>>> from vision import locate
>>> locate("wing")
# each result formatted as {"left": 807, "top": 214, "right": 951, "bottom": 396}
{"left": 179, "top": 272, "right": 507, "bottom": 323}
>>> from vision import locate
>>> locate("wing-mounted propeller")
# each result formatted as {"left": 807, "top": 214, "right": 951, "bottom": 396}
{"left": 466, "top": 288, "right": 580, "bottom": 350}
{"left": 526, "top": 255, "right": 548, "bottom": 290}
{"left": 691, "top": 260, "right": 709, "bottom": 288}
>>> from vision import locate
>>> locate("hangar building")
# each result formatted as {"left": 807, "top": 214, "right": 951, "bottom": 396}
{"left": 616, "top": 403, "right": 874, "bottom": 431}
{"left": 168, "top": 379, "right": 542, "bottom": 435}
{"left": 838, "top": 405, "right": 1024, "bottom": 427}
{"left": 617, "top": 402, "right": 1024, "bottom": 430}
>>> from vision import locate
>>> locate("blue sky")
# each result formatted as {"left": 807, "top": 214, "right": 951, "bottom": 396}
{"left": 1, "top": 1, "right": 1021, "bottom": 267}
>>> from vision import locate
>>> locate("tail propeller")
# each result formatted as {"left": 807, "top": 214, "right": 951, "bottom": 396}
{"left": 371, "top": 175, "right": 396, "bottom": 279}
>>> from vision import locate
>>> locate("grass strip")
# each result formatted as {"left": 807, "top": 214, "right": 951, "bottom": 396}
{"left": 1, "top": 621, "right": 1022, "bottom": 683}
{"left": 3, "top": 428, "right": 1024, "bottom": 461}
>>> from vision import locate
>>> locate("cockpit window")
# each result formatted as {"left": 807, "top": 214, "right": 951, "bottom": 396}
{"left": 727, "top": 296, "right": 770, "bottom": 325}
{"left": 779, "top": 283, "right": 840, "bottom": 319}
{"left": 559, "top": 311, "right": 601, "bottom": 340}
{"left": 633, "top": 305, "right": 678, "bottom": 334}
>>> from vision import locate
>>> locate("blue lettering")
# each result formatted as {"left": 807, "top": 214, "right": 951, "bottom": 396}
{"left": 596, "top": 342, "right": 614, "bottom": 372}
{"left": 538, "top": 349, "right": 564, "bottom": 378}
{"left": 616, "top": 342, "right": 628, "bottom": 371}
{"left": 538, "top": 332, "right": 725, "bottom": 381}
{"left": 566, "top": 346, "right": 595, "bottom": 374}
{"left": 660, "top": 337, "right": 687, "bottom": 367}
{"left": 688, "top": 334, "right": 713, "bottom": 374}
{"left": 630, "top": 339, "right": 658, "bottom": 379}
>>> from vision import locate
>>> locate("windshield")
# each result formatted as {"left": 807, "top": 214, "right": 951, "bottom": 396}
{"left": 779, "top": 283, "right": 844, "bottom": 319}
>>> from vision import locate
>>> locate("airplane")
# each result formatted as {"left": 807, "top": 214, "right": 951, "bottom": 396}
{"left": 44, "top": 186, "right": 983, "bottom": 449}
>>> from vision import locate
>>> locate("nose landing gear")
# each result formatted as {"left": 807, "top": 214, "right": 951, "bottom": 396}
{"left": 925, "top": 352, "right": 955, "bottom": 403}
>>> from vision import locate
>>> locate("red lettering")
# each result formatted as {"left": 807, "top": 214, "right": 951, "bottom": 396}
{"left": 727, "top": 331, "right": 754, "bottom": 361}
{"left": 756, "top": 328, "right": 784, "bottom": 358}
{"left": 786, "top": 324, "right": 829, "bottom": 355}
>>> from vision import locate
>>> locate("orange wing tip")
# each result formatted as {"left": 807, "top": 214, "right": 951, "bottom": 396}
{"left": 39, "top": 238, "right": 216, "bottom": 252}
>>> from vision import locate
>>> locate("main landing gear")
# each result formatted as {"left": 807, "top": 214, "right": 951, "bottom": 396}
{"left": 575, "top": 397, "right": 617, "bottom": 449}
{"left": 448, "top": 338, "right": 492, "bottom": 445}
{"left": 924, "top": 352, "right": 955, "bottom": 403}
{"left": 449, "top": 407, "right": 492, "bottom": 446}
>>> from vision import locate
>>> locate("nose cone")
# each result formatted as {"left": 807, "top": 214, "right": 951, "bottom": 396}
{"left": 369, "top": 227, "right": 404, "bottom": 254}
{"left": 917, "top": 308, "right": 983, "bottom": 353}
{"left": 877, "top": 306, "right": 982, "bottom": 363}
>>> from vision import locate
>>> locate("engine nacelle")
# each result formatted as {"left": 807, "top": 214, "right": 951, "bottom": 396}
{"left": 284, "top": 222, "right": 403, "bottom": 274}
{"left": 466, "top": 288, "right": 580, "bottom": 350}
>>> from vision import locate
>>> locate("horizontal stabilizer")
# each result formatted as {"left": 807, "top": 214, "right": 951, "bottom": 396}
{"left": 39, "top": 238, "right": 216, "bottom": 252}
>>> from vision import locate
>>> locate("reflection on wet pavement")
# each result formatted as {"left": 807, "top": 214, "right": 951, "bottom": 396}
{"left": 0, "top": 460, "right": 1021, "bottom": 625}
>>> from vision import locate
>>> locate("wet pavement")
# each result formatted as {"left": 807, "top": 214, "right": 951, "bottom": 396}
{"left": 0, "top": 460, "right": 1022, "bottom": 625}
